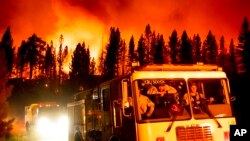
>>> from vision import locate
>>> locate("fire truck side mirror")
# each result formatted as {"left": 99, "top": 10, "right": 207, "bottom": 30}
{"left": 230, "top": 96, "right": 236, "bottom": 102}
{"left": 122, "top": 79, "right": 132, "bottom": 117}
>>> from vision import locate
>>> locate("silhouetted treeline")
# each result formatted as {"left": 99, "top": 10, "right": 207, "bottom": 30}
{"left": 0, "top": 16, "right": 249, "bottom": 93}
{"left": 0, "top": 17, "right": 249, "bottom": 95}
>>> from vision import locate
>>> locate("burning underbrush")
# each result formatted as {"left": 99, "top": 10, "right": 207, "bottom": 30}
{"left": 10, "top": 117, "right": 26, "bottom": 137}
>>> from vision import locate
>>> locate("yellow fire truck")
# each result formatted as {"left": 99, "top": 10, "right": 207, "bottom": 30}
{"left": 67, "top": 63, "right": 236, "bottom": 141}
{"left": 25, "top": 102, "right": 68, "bottom": 140}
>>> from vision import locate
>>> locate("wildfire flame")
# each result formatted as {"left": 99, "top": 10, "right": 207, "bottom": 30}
{"left": 45, "top": 1, "right": 107, "bottom": 71}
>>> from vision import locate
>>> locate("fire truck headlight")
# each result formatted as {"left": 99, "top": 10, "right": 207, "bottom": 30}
{"left": 58, "top": 115, "right": 68, "bottom": 125}
{"left": 36, "top": 116, "right": 68, "bottom": 140}
{"left": 37, "top": 117, "right": 49, "bottom": 128}
{"left": 56, "top": 115, "right": 69, "bottom": 135}
{"left": 37, "top": 117, "right": 51, "bottom": 136}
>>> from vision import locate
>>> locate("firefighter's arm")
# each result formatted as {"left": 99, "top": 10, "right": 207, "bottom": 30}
{"left": 168, "top": 85, "right": 177, "bottom": 93}
{"left": 146, "top": 100, "right": 155, "bottom": 117}
{"left": 200, "top": 93, "right": 215, "bottom": 104}
{"left": 183, "top": 93, "right": 189, "bottom": 105}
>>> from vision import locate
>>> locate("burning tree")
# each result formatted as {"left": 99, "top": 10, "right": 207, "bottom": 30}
{"left": 0, "top": 48, "right": 14, "bottom": 138}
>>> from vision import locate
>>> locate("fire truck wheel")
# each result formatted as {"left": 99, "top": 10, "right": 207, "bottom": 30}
{"left": 109, "top": 135, "right": 120, "bottom": 141}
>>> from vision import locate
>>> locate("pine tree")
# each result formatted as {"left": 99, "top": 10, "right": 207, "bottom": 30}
{"left": 0, "top": 27, "right": 14, "bottom": 74}
{"left": 117, "top": 40, "right": 127, "bottom": 76}
{"left": 218, "top": 36, "right": 226, "bottom": 67}
{"left": 180, "top": 30, "right": 192, "bottom": 64}
{"left": 58, "top": 35, "right": 64, "bottom": 85}
{"left": 154, "top": 34, "right": 165, "bottom": 64}
{"left": 104, "top": 27, "right": 121, "bottom": 80}
{"left": 16, "top": 41, "right": 27, "bottom": 78}
{"left": 70, "top": 43, "right": 85, "bottom": 79}
{"left": 150, "top": 31, "right": 157, "bottom": 64}
{"left": 98, "top": 49, "right": 105, "bottom": 76}
{"left": 128, "top": 35, "right": 135, "bottom": 73}
{"left": 44, "top": 43, "right": 55, "bottom": 79}
{"left": 192, "top": 34, "right": 202, "bottom": 63}
{"left": 52, "top": 42, "right": 57, "bottom": 80}
{"left": 129, "top": 35, "right": 135, "bottom": 62}
{"left": 70, "top": 42, "right": 90, "bottom": 88}
{"left": 63, "top": 45, "right": 69, "bottom": 74}
{"left": 145, "top": 24, "right": 152, "bottom": 63}
{"left": 169, "top": 30, "right": 180, "bottom": 64}
{"left": 85, "top": 47, "right": 90, "bottom": 76}
{"left": 238, "top": 17, "right": 250, "bottom": 74}
{"left": 202, "top": 30, "right": 218, "bottom": 64}
{"left": 89, "top": 57, "right": 96, "bottom": 76}
{"left": 70, "top": 43, "right": 81, "bottom": 79}
{"left": 26, "top": 34, "right": 46, "bottom": 79}
{"left": 137, "top": 35, "right": 147, "bottom": 65}
{"left": 225, "top": 39, "right": 237, "bottom": 77}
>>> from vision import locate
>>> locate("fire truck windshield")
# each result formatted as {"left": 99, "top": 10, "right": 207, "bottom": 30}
{"left": 187, "top": 78, "right": 233, "bottom": 119}
{"left": 135, "top": 78, "right": 233, "bottom": 121}
{"left": 38, "top": 106, "right": 64, "bottom": 117}
{"left": 135, "top": 79, "right": 190, "bottom": 121}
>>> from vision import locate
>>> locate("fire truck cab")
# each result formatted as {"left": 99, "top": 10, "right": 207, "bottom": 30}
{"left": 68, "top": 63, "right": 236, "bottom": 141}
{"left": 25, "top": 102, "right": 68, "bottom": 140}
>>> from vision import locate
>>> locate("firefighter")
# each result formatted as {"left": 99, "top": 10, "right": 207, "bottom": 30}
{"left": 138, "top": 90, "right": 155, "bottom": 119}
{"left": 74, "top": 126, "right": 84, "bottom": 141}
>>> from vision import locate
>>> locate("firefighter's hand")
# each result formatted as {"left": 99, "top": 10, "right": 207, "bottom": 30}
{"left": 146, "top": 112, "right": 152, "bottom": 117}
{"left": 208, "top": 97, "right": 215, "bottom": 103}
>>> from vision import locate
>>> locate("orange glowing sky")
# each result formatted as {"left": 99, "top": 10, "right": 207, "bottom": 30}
{"left": 0, "top": 0, "right": 250, "bottom": 60}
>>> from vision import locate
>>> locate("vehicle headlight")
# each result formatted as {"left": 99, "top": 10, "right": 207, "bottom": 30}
{"left": 55, "top": 115, "right": 69, "bottom": 138}
{"left": 36, "top": 115, "right": 68, "bottom": 139}
{"left": 37, "top": 117, "right": 50, "bottom": 128}
{"left": 37, "top": 117, "right": 52, "bottom": 136}
{"left": 58, "top": 115, "right": 68, "bottom": 125}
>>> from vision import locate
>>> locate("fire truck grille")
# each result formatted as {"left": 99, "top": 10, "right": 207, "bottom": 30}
{"left": 176, "top": 126, "right": 213, "bottom": 141}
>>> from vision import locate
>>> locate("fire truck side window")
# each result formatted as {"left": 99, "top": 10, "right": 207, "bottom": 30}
{"left": 202, "top": 79, "right": 227, "bottom": 104}
{"left": 25, "top": 107, "right": 29, "bottom": 115}
{"left": 32, "top": 107, "right": 37, "bottom": 115}
{"left": 74, "top": 104, "right": 83, "bottom": 124}
{"left": 102, "top": 88, "right": 111, "bottom": 111}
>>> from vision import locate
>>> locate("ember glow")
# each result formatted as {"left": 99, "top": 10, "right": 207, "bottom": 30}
{"left": 0, "top": 0, "right": 250, "bottom": 60}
